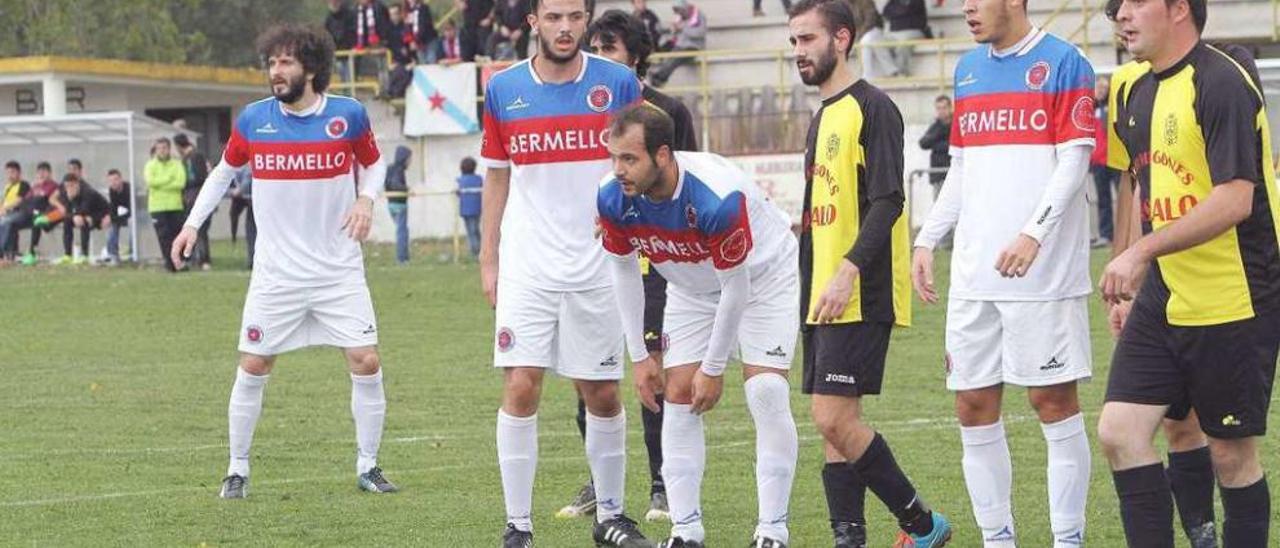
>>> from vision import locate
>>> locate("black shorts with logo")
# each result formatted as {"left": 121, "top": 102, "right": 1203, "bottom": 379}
{"left": 802, "top": 321, "right": 892, "bottom": 397}
{"left": 1106, "top": 301, "right": 1280, "bottom": 439}
{"left": 643, "top": 269, "right": 668, "bottom": 353}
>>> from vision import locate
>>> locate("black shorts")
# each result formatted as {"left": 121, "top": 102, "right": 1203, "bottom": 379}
{"left": 1105, "top": 302, "right": 1280, "bottom": 439}
{"left": 642, "top": 269, "right": 668, "bottom": 353}
{"left": 801, "top": 322, "right": 891, "bottom": 397}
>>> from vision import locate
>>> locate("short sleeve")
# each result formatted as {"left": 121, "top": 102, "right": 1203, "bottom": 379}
{"left": 1199, "top": 69, "right": 1264, "bottom": 186}
{"left": 223, "top": 116, "right": 251, "bottom": 168}
{"left": 351, "top": 106, "right": 382, "bottom": 167}
{"left": 703, "top": 192, "right": 753, "bottom": 270}
{"left": 479, "top": 81, "right": 510, "bottom": 168}
{"left": 616, "top": 74, "right": 643, "bottom": 109}
{"left": 1052, "top": 50, "right": 1097, "bottom": 148}
{"left": 1106, "top": 73, "right": 1131, "bottom": 171}
{"left": 948, "top": 66, "right": 965, "bottom": 155}
{"left": 597, "top": 185, "right": 635, "bottom": 256}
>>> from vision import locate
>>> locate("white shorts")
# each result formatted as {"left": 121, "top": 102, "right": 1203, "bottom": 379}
{"left": 239, "top": 278, "right": 379, "bottom": 356}
{"left": 945, "top": 297, "right": 1092, "bottom": 390}
{"left": 662, "top": 267, "right": 799, "bottom": 371}
{"left": 493, "top": 279, "right": 625, "bottom": 381}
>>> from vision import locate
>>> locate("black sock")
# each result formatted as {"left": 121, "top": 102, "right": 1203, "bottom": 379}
{"left": 1221, "top": 476, "right": 1269, "bottom": 547}
{"left": 1167, "top": 447, "right": 1216, "bottom": 532}
{"left": 852, "top": 433, "right": 932, "bottom": 536}
{"left": 1113, "top": 463, "right": 1175, "bottom": 547}
{"left": 575, "top": 396, "right": 587, "bottom": 442}
{"left": 641, "top": 398, "right": 664, "bottom": 493}
{"left": 822, "top": 462, "right": 866, "bottom": 527}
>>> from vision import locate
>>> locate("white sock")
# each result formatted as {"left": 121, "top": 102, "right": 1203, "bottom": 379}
{"left": 960, "top": 420, "right": 1016, "bottom": 547}
{"left": 497, "top": 410, "right": 538, "bottom": 532}
{"left": 227, "top": 367, "right": 268, "bottom": 477}
{"left": 661, "top": 402, "right": 706, "bottom": 542}
{"left": 744, "top": 374, "right": 797, "bottom": 544}
{"left": 351, "top": 370, "right": 386, "bottom": 475}
{"left": 1043, "top": 413, "right": 1089, "bottom": 546}
{"left": 586, "top": 410, "right": 627, "bottom": 523}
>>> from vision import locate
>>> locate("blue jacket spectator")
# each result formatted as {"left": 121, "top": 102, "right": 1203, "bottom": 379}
{"left": 456, "top": 156, "right": 482, "bottom": 258}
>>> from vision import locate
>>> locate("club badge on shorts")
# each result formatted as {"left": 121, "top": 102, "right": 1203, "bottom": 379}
{"left": 497, "top": 327, "right": 515, "bottom": 352}
{"left": 245, "top": 325, "right": 265, "bottom": 344}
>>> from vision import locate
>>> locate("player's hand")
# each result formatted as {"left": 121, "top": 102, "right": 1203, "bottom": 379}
{"left": 912, "top": 247, "right": 939, "bottom": 304}
{"left": 170, "top": 226, "right": 198, "bottom": 270}
{"left": 690, "top": 370, "right": 724, "bottom": 415}
{"left": 1100, "top": 246, "right": 1149, "bottom": 305}
{"left": 480, "top": 259, "right": 499, "bottom": 308}
{"left": 995, "top": 233, "right": 1041, "bottom": 278}
{"left": 342, "top": 196, "right": 375, "bottom": 241}
{"left": 633, "top": 355, "right": 664, "bottom": 413}
{"left": 810, "top": 259, "right": 858, "bottom": 323}
{"left": 1107, "top": 299, "right": 1133, "bottom": 338}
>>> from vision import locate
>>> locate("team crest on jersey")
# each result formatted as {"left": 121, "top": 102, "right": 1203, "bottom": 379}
{"left": 1070, "top": 96, "right": 1096, "bottom": 132}
{"left": 1025, "top": 61, "right": 1051, "bottom": 90}
{"left": 719, "top": 228, "right": 749, "bottom": 264}
{"left": 587, "top": 85, "right": 613, "bottom": 112}
{"left": 245, "top": 325, "right": 264, "bottom": 344}
{"left": 325, "top": 116, "right": 349, "bottom": 139}
{"left": 685, "top": 203, "right": 698, "bottom": 228}
{"left": 497, "top": 327, "right": 515, "bottom": 352}
{"left": 1163, "top": 113, "right": 1178, "bottom": 146}
{"left": 825, "top": 133, "right": 840, "bottom": 161}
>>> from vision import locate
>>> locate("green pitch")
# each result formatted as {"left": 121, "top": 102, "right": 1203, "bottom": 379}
{"left": 1, "top": 241, "right": 1275, "bottom": 546}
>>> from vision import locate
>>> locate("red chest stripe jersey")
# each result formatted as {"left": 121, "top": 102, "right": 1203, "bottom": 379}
{"left": 480, "top": 53, "right": 642, "bottom": 291}
{"left": 222, "top": 94, "right": 382, "bottom": 285}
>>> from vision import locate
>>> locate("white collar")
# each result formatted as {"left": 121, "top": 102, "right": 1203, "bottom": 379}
{"left": 991, "top": 27, "right": 1043, "bottom": 58}
{"left": 279, "top": 94, "right": 327, "bottom": 117}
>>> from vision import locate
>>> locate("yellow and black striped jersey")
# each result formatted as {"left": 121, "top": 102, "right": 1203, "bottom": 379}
{"left": 1110, "top": 42, "right": 1280, "bottom": 326}
{"left": 799, "top": 80, "right": 911, "bottom": 327}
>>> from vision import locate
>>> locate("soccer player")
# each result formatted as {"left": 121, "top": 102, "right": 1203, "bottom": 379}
{"left": 788, "top": 1, "right": 951, "bottom": 547}
{"left": 599, "top": 105, "right": 799, "bottom": 548}
{"left": 173, "top": 24, "right": 396, "bottom": 500}
{"left": 912, "top": 0, "right": 1097, "bottom": 546}
{"left": 1097, "top": 0, "right": 1280, "bottom": 546}
{"left": 555, "top": 9, "right": 701, "bottom": 524}
{"left": 1100, "top": 3, "right": 1219, "bottom": 546}
{"left": 477, "top": 0, "right": 650, "bottom": 545}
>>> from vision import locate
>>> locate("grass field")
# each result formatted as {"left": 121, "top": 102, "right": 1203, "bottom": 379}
{"left": 1, "top": 239, "right": 1276, "bottom": 547}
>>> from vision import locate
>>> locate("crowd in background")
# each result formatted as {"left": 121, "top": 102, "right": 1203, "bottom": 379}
{"left": 0, "top": 160, "right": 131, "bottom": 267}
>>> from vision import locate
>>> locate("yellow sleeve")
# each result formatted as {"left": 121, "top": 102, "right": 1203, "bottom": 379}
{"left": 1106, "top": 65, "right": 1132, "bottom": 171}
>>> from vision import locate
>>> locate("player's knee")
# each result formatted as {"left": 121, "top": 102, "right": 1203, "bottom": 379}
{"left": 810, "top": 401, "right": 852, "bottom": 442}
{"left": 1207, "top": 438, "right": 1259, "bottom": 485}
{"left": 954, "top": 390, "right": 1001, "bottom": 426}
{"left": 578, "top": 381, "right": 621, "bottom": 416}
{"left": 1028, "top": 391, "right": 1080, "bottom": 423}
{"left": 239, "top": 354, "right": 274, "bottom": 376}
{"left": 664, "top": 380, "right": 694, "bottom": 405}
{"left": 347, "top": 351, "right": 380, "bottom": 375}
{"left": 1163, "top": 419, "right": 1207, "bottom": 452}
{"left": 503, "top": 369, "right": 542, "bottom": 415}
{"left": 1097, "top": 412, "right": 1142, "bottom": 462}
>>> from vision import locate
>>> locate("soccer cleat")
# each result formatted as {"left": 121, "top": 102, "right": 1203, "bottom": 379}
{"left": 73, "top": 255, "right": 89, "bottom": 265}
{"left": 556, "top": 482, "right": 597, "bottom": 518}
{"left": 645, "top": 491, "right": 670, "bottom": 522}
{"left": 502, "top": 523, "right": 533, "bottom": 548}
{"left": 20, "top": 253, "right": 36, "bottom": 266}
{"left": 592, "top": 515, "right": 654, "bottom": 547}
{"left": 1185, "top": 522, "right": 1217, "bottom": 548}
{"left": 53, "top": 255, "right": 73, "bottom": 266}
{"left": 658, "top": 537, "right": 704, "bottom": 548}
{"left": 748, "top": 534, "right": 787, "bottom": 547}
{"left": 356, "top": 467, "right": 398, "bottom": 493}
{"left": 219, "top": 474, "right": 248, "bottom": 499}
{"left": 892, "top": 512, "right": 952, "bottom": 548}
{"left": 832, "top": 522, "right": 868, "bottom": 548}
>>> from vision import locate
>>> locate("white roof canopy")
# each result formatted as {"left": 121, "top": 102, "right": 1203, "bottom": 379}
{"left": 0, "top": 111, "right": 196, "bottom": 146}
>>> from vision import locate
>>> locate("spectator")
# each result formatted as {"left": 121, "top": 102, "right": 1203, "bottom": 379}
{"left": 877, "top": 0, "right": 929, "bottom": 76}
{"left": 145, "top": 137, "right": 187, "bottom": 272}
{"left": 385, "top": 3, "right": 417, "bottom": 98}
{"left": 632, "top": 0, "right": 661, "bottom": 52}
{"left": 66, "top": 158, "right": 90, "bottom": 188}
{"left": 752, "top": 0, "right": 790, "bottom": 18}
{"left": 175, "top": 133, "right": 213, "bottom": 270}
{"left": 426, "top": 19, "right": 465, "bottom": 65}
{"left": 405, "top": 0, "right": 439, "bottom": 65}
{"left": 918, "top": 94, "right": 952, "bottom": 195}
{"left": 648, "top": 0, "right": 706, "bottom": 88}
{"left": 487, "top": 0, "right": 531, "bottom": 60}
{"left": 228, "top": 168, "right": 250, "bottom": 245}
{"left": 1091, "top": 74, "right": 1115, "bottom": 247}
{"left": 354, "top": 0, "right": 393, "bottom": 51}
{"left": 105, "top": 169, "right": 131, "bottom": 265}
{"left": 327, "top": 0, "right": 358, "bottom": 82}
{"left": 48, "top": 172, "right": 111, "bottom": 265}
{"left": 457, "top": 0, "right": 495, "bottom": 61}
{"left": 230, "top": 165, "right": 256, "bottom": 270}
{"left": 0, "top": 160, "right": 30, "bottom": 261}
{"left": 456, "top": 156, "right": 482, "bottom": 258}
{"left": 385, "top": 145, "right": 413, "bottom": 264}
{"left": 6, "top": 164, "right": 59, "bottom": 266}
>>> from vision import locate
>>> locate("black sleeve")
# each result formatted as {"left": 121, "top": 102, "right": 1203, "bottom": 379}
{"left": 918, "top": 120, "right": 944, "bottom": 150}
{"left": 192, "top": 153, "right": 210, "bottom": 184}
{"left": 673, "top": 101, "right": 699, "bottom": 151}
{"left": 1198, "top": 64, "right": 1264, "bottom": 186}
{"left": 847, "top": 94, "right": 905, "bottom": 270}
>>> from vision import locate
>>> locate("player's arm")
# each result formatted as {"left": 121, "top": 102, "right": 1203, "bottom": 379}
{"left": 477, "top": 87, "right": 512, "bottom": 306}
{"left": 598, "top": 188, "right": 664, "bottom": 411}
{"left": 700, "top": 195, "right": 754, "bottom": 378}
{"left": 816, "top": 96, "right": 904, "bottom": 321}
{"left": 344, "top": 110, "right": 386, "bottom": 241}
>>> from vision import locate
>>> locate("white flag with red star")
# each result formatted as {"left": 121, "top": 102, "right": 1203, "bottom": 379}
{"left": 404, "top": 63, "right": 479, "bottom": 136}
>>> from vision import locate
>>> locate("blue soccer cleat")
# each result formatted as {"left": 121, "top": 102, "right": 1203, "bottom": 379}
{"left": 892, "top": 512, "right": 952, "bottom": 548}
